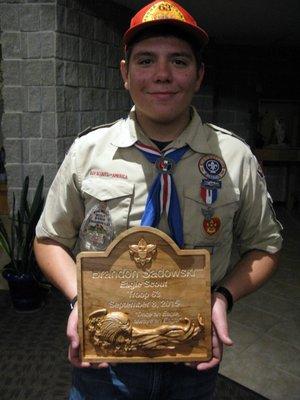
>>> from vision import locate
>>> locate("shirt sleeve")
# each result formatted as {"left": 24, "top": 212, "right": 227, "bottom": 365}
{"left": 35, "top": 141, "right": 84, "bottom": 249}
{"left": 233, "top": 151, "right": 283, "bottom": 255}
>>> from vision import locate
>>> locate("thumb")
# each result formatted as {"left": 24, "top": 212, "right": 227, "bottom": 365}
{"left": 212, "top": 292, "right": 234, "bottom": 346}
{"left": 67, "top": 307, "right": 80, "bottom": 348}
{"left": 213, "top": 317, "right": 233, "bottom": 346}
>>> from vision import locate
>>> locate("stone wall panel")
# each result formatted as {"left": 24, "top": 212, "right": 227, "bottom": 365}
{"left": 4, "top": 139, "right": 22, "bottom": 163}
{"left": 42, "top": 113, "right": 57, "bottom": 138}
{"left": 20, "top": 5, "right": 40, "bottom": 31}
{"left": 3, "top": 87, "right": 26, "bottom": 112}
{"left": 65, "top": 87, "right": 79, "bottom": 111}
{"left": 78, "top": 63, "right": 93, "bottom": 87}
{"left": 41, "top": 60, "right": 56, "bottom": 85}
{"left": 28, "top": 86, "right": 42, "bottom": 112}
{"left": 22, "top": 113, "right": 41, "bottom": 137}
{"left": 65, "top": 8, "right": 79, "bottom": 35}
{"left": 0, "top": 4, "right": 19, "bottom": 31}
{"left": 41, "top": 87, "right": 56, "bottom": 112}
{"left": 2, "top": 32, "right": 24, "bottom": 59}
{"left": 41, "top": 33, "right": 55, "bottom": 58}
{"left": 65, "top": 62, "right": 79, "bottom": 86}
{"left": 21, "top": 60, "right": 42, "bottom": 85}
{"left": 40, "top": 4, "right": 56, "bottom": 30}
{"left": 2, "top": 113, "right": 22, "bottom": 138}
{"left": 42, "top": 139, "right": 57, "bottom": 163}
{"left": 2, "top": 60, "right": 21, "bottom": 86}
{"left": 29, "top": 138, "right": 42, "bottom": 163}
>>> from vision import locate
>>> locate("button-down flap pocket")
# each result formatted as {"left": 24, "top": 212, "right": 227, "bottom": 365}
{"left": 184, "top": 185, "right": 240, "bottom": 207}
{"left": 82, "top": 178, "right": 134, "bottom": 201}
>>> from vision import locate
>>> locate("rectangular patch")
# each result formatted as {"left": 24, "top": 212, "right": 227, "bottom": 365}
{"left": 90, "top": 169, "right": 128, "bottom": 180}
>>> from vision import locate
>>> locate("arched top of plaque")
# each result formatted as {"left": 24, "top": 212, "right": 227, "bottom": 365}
{"left": 77, "top": 226, "right": 210, "bottom": 264}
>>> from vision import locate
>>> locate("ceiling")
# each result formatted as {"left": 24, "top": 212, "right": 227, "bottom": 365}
{"left": 114, "top": 0, "right": 300, "bottom": 46}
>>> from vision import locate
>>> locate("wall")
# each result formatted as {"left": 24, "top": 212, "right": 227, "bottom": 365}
{"left": 198, "top": 45, "right": 300, "bottom": 203}
{"left": 0, "top": 0, "right": 132, "bottom": 202}
{"left": 55, "top": 0, "right": 132, "bottom": 165}
{"left": 1, "top": 0, "right": 57, "bottom": 200}
{"left": 1, "top": 2, "right": 299, "bottom": 205}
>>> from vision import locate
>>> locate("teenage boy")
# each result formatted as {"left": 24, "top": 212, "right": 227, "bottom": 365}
{"left": 34, "top": 1, "right": 282, "bottom": 399}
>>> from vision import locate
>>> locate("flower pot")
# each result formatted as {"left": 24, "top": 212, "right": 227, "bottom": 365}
{"left": 2, "top": 270, "right": 44, "bottom": 312}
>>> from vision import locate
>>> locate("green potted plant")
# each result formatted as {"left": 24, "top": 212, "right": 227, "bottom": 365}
{"left": 0, "top": 175, "right": 45, "bottom": 312}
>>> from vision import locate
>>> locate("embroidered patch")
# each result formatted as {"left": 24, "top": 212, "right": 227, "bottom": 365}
{"left": 203, "top": 216, "right": 221, "bottom": 236}
{"left": 201, "top": 179, "right": 222, "bottom": 189}
{"left": 90, "top": 169, "right": 128, "bottom": 180}
{"left": 143, "top": 2, "right": 185, "bottom": 23}
{"left": 198, "top": 155, "right": 227, "bottom": 180}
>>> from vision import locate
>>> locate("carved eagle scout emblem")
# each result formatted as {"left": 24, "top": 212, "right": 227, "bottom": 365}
{"left": 129, "top": 238, "right": 157, "bottom": 268}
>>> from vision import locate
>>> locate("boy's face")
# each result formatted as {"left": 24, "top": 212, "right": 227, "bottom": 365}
{"left": 120, "top": 36, "right": 204, "bottom": 133}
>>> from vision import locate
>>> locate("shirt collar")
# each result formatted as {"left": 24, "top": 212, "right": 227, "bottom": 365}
{"left": 111, "top": 106, "right": 212, "bottom": 154}
{"left": 111, "top": 107, "right": 152, "bottom": 148}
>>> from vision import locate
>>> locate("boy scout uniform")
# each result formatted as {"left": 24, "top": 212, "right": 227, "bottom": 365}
{"left": 36, "top": 107, "right": 282, "bottom": 286}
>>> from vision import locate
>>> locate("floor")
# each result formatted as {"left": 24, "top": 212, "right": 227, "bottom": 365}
{"left": 0, "top": 206, "right": 299, "bottom": 399}
{"left": 219, "top": 206, "right": 300, "bottom": 400}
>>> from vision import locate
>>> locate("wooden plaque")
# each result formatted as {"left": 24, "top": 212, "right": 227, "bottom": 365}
{"left": 77, "top": 227, "right": 211, "bottom": 363}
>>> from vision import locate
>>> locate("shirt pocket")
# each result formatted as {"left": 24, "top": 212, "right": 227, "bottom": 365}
{"left": 183, "top": 185, "right": 240, "bottom": 247}
{"left": 81, "top": 177, "right": 134, "bottom": 237}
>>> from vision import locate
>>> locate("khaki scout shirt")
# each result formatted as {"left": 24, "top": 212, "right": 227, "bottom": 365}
{"left": 36, "top": 107, "right": 282, "bottom": 285}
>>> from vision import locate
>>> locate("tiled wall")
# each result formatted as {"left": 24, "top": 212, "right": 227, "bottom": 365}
{"left": 0, "top": 0, "right": 132, "bottom": 200}
{"left": 1, "top": 1, "right": 299, "bottom": 205}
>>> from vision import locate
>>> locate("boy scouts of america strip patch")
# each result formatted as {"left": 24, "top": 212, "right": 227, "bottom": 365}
{"left": 198, "top": 155, "right": 227, "bottom": 181}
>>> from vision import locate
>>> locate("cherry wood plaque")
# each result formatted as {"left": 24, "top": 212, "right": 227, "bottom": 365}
{"left": 77, "top": 227, "right": 211, "bottom": 363}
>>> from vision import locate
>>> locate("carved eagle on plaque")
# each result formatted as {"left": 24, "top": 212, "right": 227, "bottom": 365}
{"left": 87, "top": 309, "right": 204, "bottom": 354}
{"left": 129, "top": 238, "right": 157, "bottom": 268}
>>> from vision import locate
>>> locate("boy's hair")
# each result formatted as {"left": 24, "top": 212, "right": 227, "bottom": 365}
{"left": 124, "top": 25, "right": 203, "bottom": 69}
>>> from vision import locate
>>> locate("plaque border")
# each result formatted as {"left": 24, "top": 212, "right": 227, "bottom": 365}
{"left": 77, "top": 226, "right": 211, "bottom": 363}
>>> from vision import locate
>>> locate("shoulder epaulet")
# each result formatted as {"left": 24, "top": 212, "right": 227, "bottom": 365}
{"left": 77, "top": 119, "right": 123, "bottom": 138}
{"left": 206, "top": 123, "right": 248, "bottom": 145}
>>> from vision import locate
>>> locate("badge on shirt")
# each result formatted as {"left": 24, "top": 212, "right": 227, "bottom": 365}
{"left": 201, "top": 179, "right": 222, "bottom": 189}
{"left": 198, "top": 155, "right": 227, "bottom": 181}
{"left": 79, "top": 202, "right": 114, "bottom": 251}
{"left": 155, "top": 157, "right": 175, "bottom": 174}
{"left": 201, "top": 208, "right": 214, "bottom": 221}
{"left": 200, "top": 186, "right": 218, "bottom": 205}
{"left": 203, "top": 216, "right": 221, "bottom": 236}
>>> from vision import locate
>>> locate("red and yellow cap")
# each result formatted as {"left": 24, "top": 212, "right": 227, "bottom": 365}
{"left": 123, "top": 0, "right": 209, "bottom": 48}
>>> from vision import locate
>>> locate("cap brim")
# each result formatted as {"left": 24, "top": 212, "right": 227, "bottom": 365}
{"left": 123, "top": 19, "right": 209, "bottom": 48}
